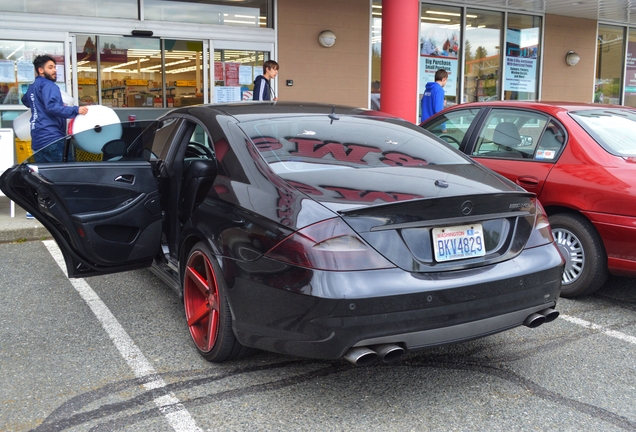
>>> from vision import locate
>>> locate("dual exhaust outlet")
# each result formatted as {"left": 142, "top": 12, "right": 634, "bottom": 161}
{"left": 344, "top": 343, "right": 405, "bottom": 367}
{"left": 344, "top": 307, "right": 560, "bottom": 366}
{"left": 522, "top": 307, "right": 559, "bottom": 328}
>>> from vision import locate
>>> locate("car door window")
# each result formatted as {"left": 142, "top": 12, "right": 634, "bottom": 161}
{"left": 184, "top": 120, "right": 248, "bottom": 183}
{"left": 97, "top": 118, "right": 181, "bottom": 162}
{"left": 421, "top": 108, "right": 481, "bottom": 149}
{"left": 186, "top": 124, "right": 215, "bottom": 161}
{"left": 472, "top": 109, "right": 548, "bottom": 159}
{"left": 535, "top": 120, "right": 565, "bottom": 161}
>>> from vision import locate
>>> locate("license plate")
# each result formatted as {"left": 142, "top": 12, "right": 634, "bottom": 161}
{"left": 432, "top": 224, "right": 485, "bottom": 262}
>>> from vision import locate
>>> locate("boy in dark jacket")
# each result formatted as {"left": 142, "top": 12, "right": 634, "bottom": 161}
{"left": 420, "top": 69, "right": 448, "bottom": 123}
{"left": 253, "top": 60, "right": 279, "bottom": 101}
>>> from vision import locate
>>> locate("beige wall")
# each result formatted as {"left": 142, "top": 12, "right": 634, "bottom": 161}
{"left": 541, "top": 14, "right": 597, "bottom": 102}
{"left": 277, "top": 0, "right": 370, "bottom": 107}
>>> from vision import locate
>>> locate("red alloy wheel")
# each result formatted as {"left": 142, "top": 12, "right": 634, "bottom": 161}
{"left": 184, "top": 250, "right": 220, "bottom": 353}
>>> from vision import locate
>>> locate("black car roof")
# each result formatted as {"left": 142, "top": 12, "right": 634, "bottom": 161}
{"left": 172, "top": 101, "right": 394, "bottom": 121}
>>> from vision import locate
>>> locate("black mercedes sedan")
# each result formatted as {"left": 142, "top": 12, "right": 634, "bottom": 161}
{"left": 0, "top": 102, "right": 564, "bottom": 366}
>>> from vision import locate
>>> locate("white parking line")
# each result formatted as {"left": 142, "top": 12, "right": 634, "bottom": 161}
{"left": 43, "top": 240, "right": 202, "bottom": 432}
{"left": 560, "top": 314, "right": 636, "bottom": 345}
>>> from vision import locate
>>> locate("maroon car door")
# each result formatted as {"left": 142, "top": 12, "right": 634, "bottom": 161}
{"left": 469, "top": 109, "right": 565, "bottom": 196}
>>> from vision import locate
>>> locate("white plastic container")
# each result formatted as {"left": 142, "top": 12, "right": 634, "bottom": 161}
{"left": 71, "top": 105, "right": 122, "bottom": 154}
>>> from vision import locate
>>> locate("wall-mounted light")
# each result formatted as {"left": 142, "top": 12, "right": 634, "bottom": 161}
{"left": 318, "top": 30, "right": 336, "bottom": 48}
{"left": 565, "top": 51, "right": 580, "bottom": 66}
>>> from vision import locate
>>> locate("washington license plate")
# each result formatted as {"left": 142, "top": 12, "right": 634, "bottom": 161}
{"left": 432, "top": 224, "right": 485, "bottom": 262}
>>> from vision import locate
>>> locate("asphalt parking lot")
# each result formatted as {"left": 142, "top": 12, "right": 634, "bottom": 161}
{"left": 1, "top": 239, "right": 635, "bottom": 431}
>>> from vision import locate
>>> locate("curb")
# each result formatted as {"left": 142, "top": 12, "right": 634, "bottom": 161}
{"left": 0, "top": 225, "right": 52, "bottom": 243}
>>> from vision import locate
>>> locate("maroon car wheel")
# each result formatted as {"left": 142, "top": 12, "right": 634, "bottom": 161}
{"left": 183, "top": 242, "right": 252, "bottom": 362}
{"left": 550, "top": 213, "right": 608, "bottom": 298}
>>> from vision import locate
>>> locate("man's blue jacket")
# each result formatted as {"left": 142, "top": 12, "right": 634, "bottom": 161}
{"left": 21, "top": 76, "right": 79, "bottom": 151}
{"left": 420, "top": 81, "right": 445, "bottom": 123}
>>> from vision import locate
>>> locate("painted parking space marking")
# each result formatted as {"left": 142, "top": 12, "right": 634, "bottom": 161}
{"left": 560, "top": 314, "right": 636, "bottom": 345}
{"left": 43, "top": 240, "right": 201, "bottom": 432}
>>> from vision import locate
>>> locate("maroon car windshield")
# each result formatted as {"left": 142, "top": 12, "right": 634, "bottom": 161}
{"left": 240, "top": 115, "right": 468, "bottom": 172}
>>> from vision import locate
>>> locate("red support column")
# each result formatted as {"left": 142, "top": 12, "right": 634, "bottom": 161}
{"left": 381, "top": 0, "right": 420, "bottom": 123}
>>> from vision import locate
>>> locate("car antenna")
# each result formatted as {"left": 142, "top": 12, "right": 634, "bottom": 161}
{"left": 328, "top": 105, "right": 340, "bottom": 123}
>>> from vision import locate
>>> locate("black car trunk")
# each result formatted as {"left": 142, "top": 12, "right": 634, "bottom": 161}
{"left": 340, "top": 192, "right": 537, "bottom": 272}
{"left": 278, "top": 164, "right": 537, "bottom": 272}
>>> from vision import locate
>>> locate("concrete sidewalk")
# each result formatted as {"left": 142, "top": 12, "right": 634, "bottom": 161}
{"left": 0, "top": 196, "right": 51, "bottom": 243}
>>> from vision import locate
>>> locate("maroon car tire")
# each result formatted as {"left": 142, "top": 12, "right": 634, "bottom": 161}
{"left": 183, "top": 242, "right": 255, "bottom": 362}
{"left": 550, "top": 213, "right": 608, "bottom": 298}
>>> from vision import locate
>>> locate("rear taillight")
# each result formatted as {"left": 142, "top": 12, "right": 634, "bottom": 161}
{"left": 525, "top": 199, "right": 554, "bottom": 249}
{"left": 265, "top": 218, "right": 395, "bottom": 271}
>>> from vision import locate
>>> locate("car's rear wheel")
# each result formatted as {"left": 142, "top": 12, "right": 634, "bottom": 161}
{"left": 549, "top": 213, "right": 608, "bottom": 298}
{"left": 183, "top": 242, "right": 254, "bottom": 362}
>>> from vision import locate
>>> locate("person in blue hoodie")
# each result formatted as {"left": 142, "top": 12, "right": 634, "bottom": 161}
{"left": 21, "top": 55, "right": 88, "bottom": 163}
{"left": 420, "top": 69, "right": 448, "bottom": 125}
{"left": 253, "top": 60, "right": 279, "bottom": 101}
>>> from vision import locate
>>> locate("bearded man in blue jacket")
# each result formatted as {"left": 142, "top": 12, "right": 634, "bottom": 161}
{"left": 21, "top": 55, "right": 88, "bottom": 163}
{"left": 420, "top": 69, "right": 448, "bottom": 124}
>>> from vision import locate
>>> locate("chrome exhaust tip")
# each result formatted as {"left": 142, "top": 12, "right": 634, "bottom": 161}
{"left": 523, "top": 312, "right": 546, "bottom": 328}
{"left": 371, "top": 344, "right": 405, "bottom": 363}
{"left": 344, "top": 347, "right": 378, "bottom": 366}
{"left": 539, "top": 308, "right": 560, "bottom": 323}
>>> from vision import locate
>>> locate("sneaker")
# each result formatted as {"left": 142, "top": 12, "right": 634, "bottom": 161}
{"left": 26, "top": 212, "right": 34, "bottom": 220}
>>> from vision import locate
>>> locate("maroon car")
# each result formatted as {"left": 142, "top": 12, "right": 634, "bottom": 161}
{"left": 421, "top": 101, "right": 636, "bottom": 298}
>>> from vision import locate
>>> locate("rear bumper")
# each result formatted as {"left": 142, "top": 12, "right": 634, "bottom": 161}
{"left": 353, "top": 303, "right": 555, "bottom": 349}
{"left": 228, "top": 243, "right": 563, "bottom": 360}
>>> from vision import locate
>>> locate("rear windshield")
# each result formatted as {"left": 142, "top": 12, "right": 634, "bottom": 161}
{"left": 569, "top": 108, "right": 636, "bottom": 156}
{"left": 238, "top": 115, "right": 469, "bottom": 173}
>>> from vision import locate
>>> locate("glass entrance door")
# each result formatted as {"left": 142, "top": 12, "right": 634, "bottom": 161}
{"left": 213, "top": 48, "right": 272, "bottom": 102}
{"left": 71, "top": 35, "right": 207, "bottom": 115}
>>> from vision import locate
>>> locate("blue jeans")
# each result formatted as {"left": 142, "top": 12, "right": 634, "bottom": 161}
{"left": 32, "top": 142, "right": 74, "bottom": 163}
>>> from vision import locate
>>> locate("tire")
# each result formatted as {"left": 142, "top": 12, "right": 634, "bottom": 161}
{"left": 549, "top": 213, "right": 608, "bottom": 298}
{"left": 183, "top": 242, "right": 255, "bottom": 362}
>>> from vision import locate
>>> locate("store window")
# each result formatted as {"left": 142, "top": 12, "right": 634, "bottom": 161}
{"left": 145, "top": 0, "right": 272, "bottom": 28}
{"left": 623, "top": 29, "right": 636, "bottom": 107}
{"left": 213, "top": 50, "right": 268, "bottom": 102}
{"left": 420, "top": 4, "right": 462, "bottom": 107}
{"left": 0, "top": 0, "right": 272, "bottom": 28}
{"left": 0, "top": 0, "right": 137, "bottom": 19}
{"left": 0, "top": 40, "right": 66, "bottom": 106}
{"left": 504, "top": 14, "right": 541, "bottom": 101}
{"left": 464, "top": 10, "right": 502, "bottom": 103}
{"left": 596, "top": 24, "right": 625, "bottom": 105}
{"left": 75, "top": 35, "right": 204, "bottom": 109}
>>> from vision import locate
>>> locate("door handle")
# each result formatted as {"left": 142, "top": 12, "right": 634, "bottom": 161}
{"left": 115, "top": 174, "right": 135, "bottom": 184}
{"left": 516, "top": 175, "right": 539, "bottom": 186}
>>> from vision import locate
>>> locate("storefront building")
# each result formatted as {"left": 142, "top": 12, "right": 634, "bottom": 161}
{"left": 0, "top": 0, "right": 634, "bottom": 153}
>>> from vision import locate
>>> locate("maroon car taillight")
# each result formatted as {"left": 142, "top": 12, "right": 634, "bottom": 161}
{"left": 525, "top": 199, "right": 554, "bottom": 249}
{"left": 265, "top": 217, "right": 396, "bottom": 271}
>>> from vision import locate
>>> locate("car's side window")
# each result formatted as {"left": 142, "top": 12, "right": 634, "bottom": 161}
{"left": 473, "top": 109, "right": 548, "bottom": 159}
{"left": 185, "top": 120, "right": 249, "bottom": 183}
{"left": 70, "top": 119, "right": 162, "bottom": 162}
{"left": 421, "top": 108, "right": 480, "bottom": 149}
{"left": 535, "top": 121, "right": 566, "bottom": 161}
{"left": 186, "top": 124, "right": 215, "bottom": 161}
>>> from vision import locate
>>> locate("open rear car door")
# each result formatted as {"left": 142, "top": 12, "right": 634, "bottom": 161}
{"left": 0, "top": 120, "right": 165, "bottom": 278}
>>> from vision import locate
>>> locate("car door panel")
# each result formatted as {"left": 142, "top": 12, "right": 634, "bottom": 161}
{"left": 472, "top": 158, "right": 554, "bottom": 195}
{"left": 2, "top": 161, "right": 161, "bottom": 277}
